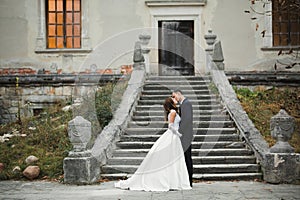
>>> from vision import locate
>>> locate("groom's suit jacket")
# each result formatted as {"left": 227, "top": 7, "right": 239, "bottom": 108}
{"left": 178, "top": 98, "right": 194, "bottom": 152}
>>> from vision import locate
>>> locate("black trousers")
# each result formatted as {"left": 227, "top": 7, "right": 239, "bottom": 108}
{"left": 184, "top": 145, "right": 193, "bottom": 187}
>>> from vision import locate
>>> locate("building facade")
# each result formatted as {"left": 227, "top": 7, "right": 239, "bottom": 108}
{"left": 1, "top": 0, "right": 299, "bottom": 75}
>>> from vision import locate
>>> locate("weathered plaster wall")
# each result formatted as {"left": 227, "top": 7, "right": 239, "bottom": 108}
{"left": 203, "top": 0, "right": 262, "bottom": 71}
{"left": 87, "top": 0, "right": 149, "bottom": 70}
{"left": 0, "top": 0, "right": 29, "bottom": 59}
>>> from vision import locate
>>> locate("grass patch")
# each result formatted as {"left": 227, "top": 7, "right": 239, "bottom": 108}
{"left": 0, "top": 79, "right": 128, "bottom": 181}
{"left": 0, "top": 103, "right": 73, "bottom": 181}
{"left": 234, "top": 86, "right": 300, "bottom": 153}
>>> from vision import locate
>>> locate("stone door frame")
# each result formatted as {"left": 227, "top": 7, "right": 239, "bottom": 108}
{"left": 146, "top": 1, "right": 206, "bottom": 75}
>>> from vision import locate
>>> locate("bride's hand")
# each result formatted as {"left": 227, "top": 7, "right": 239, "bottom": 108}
{"left": 168, "top": 123, "right": 182, "bottom": 137}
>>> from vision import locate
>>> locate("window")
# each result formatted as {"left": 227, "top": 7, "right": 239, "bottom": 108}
{"left": 46, "top": 0, "right": 81, "bottom": 49}
{"left": 272, "top": 0, "right": 300, "bottom": 47}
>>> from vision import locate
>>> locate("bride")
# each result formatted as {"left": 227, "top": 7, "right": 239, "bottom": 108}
{"left": 114, "top": 97, "right": 192, "bottom": 191}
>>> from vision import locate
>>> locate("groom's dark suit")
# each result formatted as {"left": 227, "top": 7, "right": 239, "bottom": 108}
{"left": 178, "top": 98, "right": 194, "bottom": 187}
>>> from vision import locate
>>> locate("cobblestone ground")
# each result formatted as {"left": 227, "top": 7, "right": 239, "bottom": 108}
{"left": 0, "top": 180, "right": 299, "bottom": 200}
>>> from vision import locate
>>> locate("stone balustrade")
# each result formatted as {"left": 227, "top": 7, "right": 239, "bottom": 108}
{"left": 204, "top": 30, "right": 300, "bottom": 184}
{"left": 63, "top": 36, "right": 148, "bottom": 184}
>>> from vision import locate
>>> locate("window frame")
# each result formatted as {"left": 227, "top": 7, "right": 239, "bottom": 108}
{"left": 262, "top": 0, "right": 300, "bottom": 51}
{"left": 46, "top": 0, "right": 82, "bottom": 49}
{"left": 35, "top": 0, "right": 91, "bottom": 53}
{"left": 272, "top": 0, "right": 300, "bottom": 47}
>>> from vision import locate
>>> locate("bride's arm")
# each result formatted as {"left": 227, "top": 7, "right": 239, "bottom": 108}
{"left": 168, "top": 110, "right": 182, "bottom": 137}
{"left": 168, "top": 110, "right": 176, "bottom": 124}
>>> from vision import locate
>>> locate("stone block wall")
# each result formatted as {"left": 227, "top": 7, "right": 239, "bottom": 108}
{"left": 0, "top": 66, "right": 132, "bottom": 124}
{"left": 0, "top": 84, "right": 73, "bottom": 124}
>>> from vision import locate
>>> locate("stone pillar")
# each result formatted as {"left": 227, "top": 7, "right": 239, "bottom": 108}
{"left": 63, "top": 116, "right": 100, "bottom": 184}
{"left": 263, "top": 109, "right": 300, "bottom": 184}
{"left": 139, "top": 34, "right": 151, "bottom": 74}
{"left": 204, "top": 30, "right": 217, "bottom": 73}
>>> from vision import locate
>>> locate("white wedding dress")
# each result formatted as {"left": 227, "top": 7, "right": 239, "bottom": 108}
{"left": 114, "top": 109, "right": 192, "bottom": 191}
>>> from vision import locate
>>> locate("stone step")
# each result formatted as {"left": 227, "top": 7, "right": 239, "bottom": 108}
{"left": 140, "top": 95, "right": 219, "bottom": 102}
{"left": 145, "top": 80, "right": 210, "bottom": 85}
{"left": 106, "top": 156, "right": 257, "bottom": 165}
{"left": 101, "top": 163, "right": 260, "bottom": 174}
{"left": 147, "top": 76, "right": 210, "bottom": 81}
{"left": 123, "top": 127, "right": 237, "bottom": 135}
{"left": 137, "top": 100, "right": 223, "bottom": 107}
{"left": 127, "top": 121, "right": 234, "bottom": 128}
{"left": 141, "top": 90, "right": 217, "bottom": 97}
{"left": 143, "top": 85, "right": 211, "bottom": 91}
{"left": 146, "top": 77, "right": 209, "bottom": 81}
{"left": 134, "top": 107, "right": 225, "bottom": 113}
{"left": 116, "top": 141, "right": 245, "bottom": 149}
{"left": 101, "top": 172, "right": 262, "bottom": 181}
{"left": 131, "top": 115, "right": 230, "bottom": 121}
{"left": 112, "top": 148, "right": 254, "bottom": 157}
{"left": 120, "top": 134, "right": 239, "bottom": 142}
{"left": 137, "top": 99, "right": 221, "bottom": 104}
{"left": 192, "top": 173, "right": 263, "bottom": 181}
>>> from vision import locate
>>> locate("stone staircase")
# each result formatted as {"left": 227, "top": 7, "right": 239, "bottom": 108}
{"left": 101, "top": 76, "right": 262, "bottom": 181}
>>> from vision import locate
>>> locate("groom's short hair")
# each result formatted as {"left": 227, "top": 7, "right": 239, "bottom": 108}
{"left": 173, "top": 89, "right": 183, "bottom": 95}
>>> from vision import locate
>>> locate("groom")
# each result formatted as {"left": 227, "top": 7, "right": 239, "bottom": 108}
{"left": 172, "top": 89, "right": 194, "bottom": 187}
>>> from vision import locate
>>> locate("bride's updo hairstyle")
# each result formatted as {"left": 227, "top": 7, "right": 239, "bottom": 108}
{"left": 163, "top": 97, "right": 178, "bottom": 121}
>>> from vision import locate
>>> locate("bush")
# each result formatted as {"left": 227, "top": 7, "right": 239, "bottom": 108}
{"left": 0, "top": 103, "right": 73, "bottom": 181}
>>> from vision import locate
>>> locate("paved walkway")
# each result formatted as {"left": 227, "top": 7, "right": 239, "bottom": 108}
{"left": 0, "top": 180, "right": 299, "bottom": 200}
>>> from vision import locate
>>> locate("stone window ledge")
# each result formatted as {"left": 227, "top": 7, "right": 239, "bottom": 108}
{"left": 145, "top": 0, "right": 207, "bottom": 7}
{"left": 35, "top": 48, "right": 92, "bottom": 54}
{"left": 261, "top": 46, "right": 300, "bottom": 51}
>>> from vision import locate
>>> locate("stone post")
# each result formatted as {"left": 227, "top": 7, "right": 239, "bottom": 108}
{"left": 133, "top": 41, "right": 145, "bottom": 70}
{"left": 211, "top": 41, "right": 225, "bottom": 70}
{"left": 263, "top": 109, "right": 300, "bottom": 184}
{"left": 139, "top": 34, "right": 151, "bottom": 74}
{"left": 63, "top": 116, "right": 100, "bottom": 184}
{"left": 204, "top": 30, "right": 217, "bottom": 73}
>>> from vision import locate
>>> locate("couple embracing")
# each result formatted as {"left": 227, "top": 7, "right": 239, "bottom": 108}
{"left": 115, "top": 89, "right": 194, "bottom": 191}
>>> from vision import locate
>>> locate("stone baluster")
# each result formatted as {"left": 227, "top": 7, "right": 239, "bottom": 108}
{"left": 270, "top": 109, "right": 295, "bottom": 153}
{"left": 204, "top": 30, "right": 217, "bottom": 55}
{"left": 204, "top": 30, "right": 217, "bottom": 73}
{"left": 139, "top": 34, "right": 151, "bottom": 74}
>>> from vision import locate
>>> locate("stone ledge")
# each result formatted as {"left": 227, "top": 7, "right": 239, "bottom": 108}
{"left": 226, "top": 71, "right": 300, "bottom": 86}
{"left": 0, "top": 74, "right": 124, "bottom": 86}
{"left": 35, "top": 48, "right": 92, "bottom": 54}
{"left": 145, "top": 0, "right": 206, "bottom": 7}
